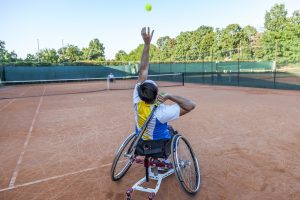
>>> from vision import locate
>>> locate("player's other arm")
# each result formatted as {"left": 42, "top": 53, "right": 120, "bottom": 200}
{"left": 157, "top": 93, "right": 196, "bottom": 116}
{"left": 138, "top": 27, "right": 154, "bottom": 83}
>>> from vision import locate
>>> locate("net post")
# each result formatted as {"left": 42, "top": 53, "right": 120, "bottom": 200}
{"left": 182, "top": 73, "right": 185, "bottom": 86}
{"left": 106, "top": 77, "right": 110, "bottom": 90}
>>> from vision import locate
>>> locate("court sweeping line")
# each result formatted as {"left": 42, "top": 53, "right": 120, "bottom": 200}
{"left": 0, "top": 162, "right": 114, "bottom": 192}
{"left": 8, "top": 87, "right": 46, "bottom": 188}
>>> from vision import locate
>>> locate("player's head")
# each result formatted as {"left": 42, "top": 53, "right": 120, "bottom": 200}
{"left": 137, "top": 80, "right": 158, "bottom": 104}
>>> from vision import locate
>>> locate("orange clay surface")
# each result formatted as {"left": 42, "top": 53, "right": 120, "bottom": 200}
{"left": 0, "top": 83, "right": 299, "bottom": 200}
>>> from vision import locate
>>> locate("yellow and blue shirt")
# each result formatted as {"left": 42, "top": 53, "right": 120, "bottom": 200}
{"left": 133, "top": 81, "right": 180, "bottom": 141}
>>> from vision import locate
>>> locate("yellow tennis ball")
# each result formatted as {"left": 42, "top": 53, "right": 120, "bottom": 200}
{"left": 145, "top": 3, "right": 152, "bottom": 12}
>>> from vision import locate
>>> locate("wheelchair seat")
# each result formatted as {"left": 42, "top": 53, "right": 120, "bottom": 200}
{"left": 135, "top": 126, "right": 176, "bottom": 159}
{"left": 135, "top": 138, "right": 171, "bottom": 159}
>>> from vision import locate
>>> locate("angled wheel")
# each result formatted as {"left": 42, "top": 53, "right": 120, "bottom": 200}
{"left": 171, "top": 134, "right": 200, "bottom": 195}
{"left": 111, "top": 132, "right": 137, "bottom": 181}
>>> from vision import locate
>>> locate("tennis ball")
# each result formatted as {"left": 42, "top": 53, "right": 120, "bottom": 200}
{"left": 145, "top": 3, "right": 152, "bottom": 12}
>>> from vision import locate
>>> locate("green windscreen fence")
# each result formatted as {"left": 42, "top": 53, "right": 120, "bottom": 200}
{"left": 1, "top": 61, "right": 299, "bottom": 90}
{"left": 149, "top": 61, "right": 273, "bottom": 74}
{"left": 3, "top": 65, "right": 137, "bottom": 81}
{"left": 149, "top": 61, "right": 299, "bottom": 90}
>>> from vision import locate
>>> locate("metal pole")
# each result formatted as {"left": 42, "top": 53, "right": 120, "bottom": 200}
{"left": 273, "top": 61, "right": 276, "bottom": 88}
{"left": 37, "top": 39, "right": 40, "bottom": 63}
{"left": 202, "top": 53, "right": 204, "bottom": 83}
{"left": 238, "top": 47, "right": 240, "bottom": 86}
{"left": 184, "top": 53, "right": 187, "bottom": 73}
{"left": 158, "top": 51, "right": 161, "bottom": 74}
{"left": 169, "top": 56, "right": 171, "bottom": 73}
{"left": 211, "top": 51, "right": 214, "bottom": 84}
{"left": 238, "top": 58, "right": 240, "bottom": 86}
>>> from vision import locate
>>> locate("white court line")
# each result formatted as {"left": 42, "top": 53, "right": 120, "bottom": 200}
{"left": 0, "top": 162, "right": 113, "bottom": 192}
{"left": 0, "top": 99, "right": 16, "bottom": 112}
{"left": 8, "top": 87, "right": 46, "bottom": 188}
{"left": 0, "top": 87, "right": 31, "bottom": 112}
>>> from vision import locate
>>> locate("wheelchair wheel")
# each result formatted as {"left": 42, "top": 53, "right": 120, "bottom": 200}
{"left": 111, "top": 132, "right": 136, "bottom": 181}
{"left": 171, "top": 134, "right": 200, "bottom": 194}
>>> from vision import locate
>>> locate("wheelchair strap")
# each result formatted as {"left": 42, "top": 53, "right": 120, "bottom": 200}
{"left": 128, "top": 102, "right": 160, "bottom": 155}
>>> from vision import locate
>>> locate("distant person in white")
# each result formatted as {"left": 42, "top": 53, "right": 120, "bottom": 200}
{"left": 108, "top": 73, "right": 115, "bottom": 83}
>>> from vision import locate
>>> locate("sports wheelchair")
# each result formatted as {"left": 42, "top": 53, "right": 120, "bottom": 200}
{"left": 110, "top": 128, "right": 201, "bottom": 200}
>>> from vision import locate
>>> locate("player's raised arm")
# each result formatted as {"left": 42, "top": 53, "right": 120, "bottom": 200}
{"left": 138, "top": 27, "right": 154, "bottom": 83}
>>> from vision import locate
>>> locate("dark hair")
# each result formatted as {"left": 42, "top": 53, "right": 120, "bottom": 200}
{"left": 137, "top": 82, "right": 158, "bottom": 104}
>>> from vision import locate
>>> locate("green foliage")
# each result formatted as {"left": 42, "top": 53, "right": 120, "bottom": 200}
{"left": 82, "top": 39, "right": 105, "bottom": 61}
{"left": 265, "top": 4, "right": 288, "bottom": 32}
{"left": 38, "top": 48, "right": 58, "bottom": 63}
{"left": 0, "top": 40, "right": 18, "bottom": 62}
{"left": 115, "top": 50, "right": 128, "bottom": 62}
{"left": 261, "top": 4, "right": 300, "bottom": 63}
{"left": 1, "top": 3, "right": 299, "bottom": 66}
{"left": 58, "top": 45, "right": 82, "bottom": 62}
{"left": 25, "top": 54, "right": 37, "bottom": 62}
{"left": 127, "top": 44, "right": 159, "bottom": 62}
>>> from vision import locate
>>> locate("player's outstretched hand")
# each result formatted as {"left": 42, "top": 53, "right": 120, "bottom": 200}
{"left": 141, "top": 27, "right": 154, "bottom": 45}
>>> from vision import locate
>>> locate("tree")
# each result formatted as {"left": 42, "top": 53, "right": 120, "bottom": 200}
{"left": 0, "top": 40, "right": 18, "bottom": 62}
{"left": 115, "top": 50, "right": 128, "bottom": 62}
{"left": 82, "top": 39, "right": 105, "bottom": 61}
{"left": 38, "top": 48, "right": 58, "bottom": 63}
{"left": 25, "top": 54, "right": 37, "bottom": 62}
{"left": 264, "top": 4, "right": 288, "bottom": 32}
{"left": 261, "top": 3, "right": 300, "bottom": 63}
{"left": 58, "top": 45, "right": 82, "bottom": 62}
{"left": 156, "top": 36, "right": 175, "bottom": 61}
{"left": 194, "top": 26, "right": 216, "bottom": 58}
{"left": 9, "top": 51, "right": 18, "bottom": 62}
{"left": 218, "top": 24, "right": 243, "bottom": 59}
{"left": 173, "top": 31, "right": 194, "bottom": 61}
{"left": 240, "top": 26, "right": 257, "bottom": 59}
{"left": 127, "top": 44, "right": 159, "bottom": 62}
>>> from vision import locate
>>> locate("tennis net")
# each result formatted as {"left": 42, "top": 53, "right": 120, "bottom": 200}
{"left": 0, "top": 73, "right": 184, "bottom": 99}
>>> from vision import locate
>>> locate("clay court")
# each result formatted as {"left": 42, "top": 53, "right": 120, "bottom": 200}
{"left": 0, "top": 83, "right": 299, "bottom": 200}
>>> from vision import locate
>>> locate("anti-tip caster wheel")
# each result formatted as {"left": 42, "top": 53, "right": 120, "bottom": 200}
{"left": 148, "top": 192, "right": 155, "bottom": 200}
{"left": 126, "top": 188, "right": 133, "bottom": 200}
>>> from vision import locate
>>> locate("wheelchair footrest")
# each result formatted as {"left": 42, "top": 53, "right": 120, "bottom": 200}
{"left": 131, "top": 168, "right": 174, "bottom": 195}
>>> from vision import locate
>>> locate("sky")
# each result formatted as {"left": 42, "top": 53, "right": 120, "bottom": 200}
{"left": 0, "top": 0, "right": 299, "bottom": 59}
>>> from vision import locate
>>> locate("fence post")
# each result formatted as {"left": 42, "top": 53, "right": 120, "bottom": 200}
{"left": 169, "top": 56, "right": 172, "bottom": 73}
{"left": 237, "top": 58, "right": 240, "bottom": 86}
{"left": 158, "top": 53, "right": 161, "bottom": 74}
{"left": 182, "top": 72, "right": 185, "bottom": 86}
{"left": 273, "top": 61, "right": 276, "bottom": 88}
{"left": 202, "top": 53, "right": 204, "bottom": 83}
{"left": 184, "top": 54, "right": 187, "bottom": 74}
{"left": 211, "top": 52, "right": 214, "bottom": 84}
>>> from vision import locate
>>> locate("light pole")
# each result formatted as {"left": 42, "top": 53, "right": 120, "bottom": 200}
{"left": 37, "top": 39, "right": 40, "bottom": 63}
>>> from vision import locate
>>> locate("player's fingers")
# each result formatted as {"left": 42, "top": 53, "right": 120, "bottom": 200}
{"left": 157, "top": 95, "right": 163, "bottom": 101}
{"left": 150, "top": 30, "right": 154, "bottom": 39}
{"left": 147, "top": 27, "right": 150, "bottom": 36}
{"left": 141, "top": 27, "right": 146, "bottom": 35}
